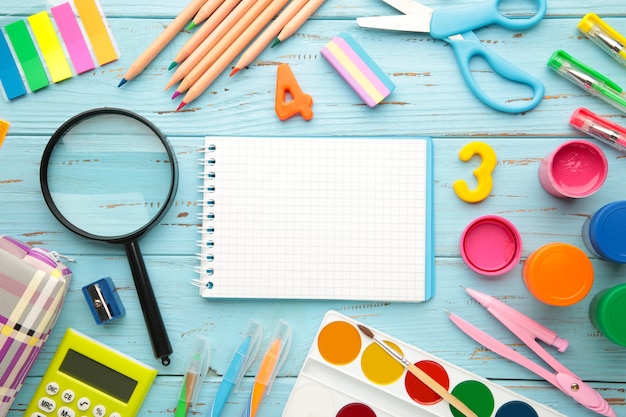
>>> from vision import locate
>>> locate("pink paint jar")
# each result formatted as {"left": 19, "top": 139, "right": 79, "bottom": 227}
{"left": 460, "top": 215, "right": 522, "bottom": 276}
{"left": 538, "top": 140, "right": 608, "bottom": 198}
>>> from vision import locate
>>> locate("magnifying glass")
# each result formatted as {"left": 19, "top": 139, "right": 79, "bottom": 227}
{"left": 40, "top": 108, "right": 178, "bottom": 366}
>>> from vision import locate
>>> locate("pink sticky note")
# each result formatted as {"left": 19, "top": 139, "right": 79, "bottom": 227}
{"left": 51, "top": 2, "right": 95, "bottom": 74}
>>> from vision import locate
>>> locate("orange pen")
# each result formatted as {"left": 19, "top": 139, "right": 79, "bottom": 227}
{"left": 243, "top": 320, "right": 291, "bottom": 417}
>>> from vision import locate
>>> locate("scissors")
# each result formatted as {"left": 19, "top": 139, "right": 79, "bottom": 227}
{"left": 357, "top": 0, "right": 546, "bottom": 113}
{"left": 448, "top": 287, "right": 616, "bottom": 417}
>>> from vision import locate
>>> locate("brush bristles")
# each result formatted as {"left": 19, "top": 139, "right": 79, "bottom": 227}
{"left": 357, "top": 324, "right": 375, "bottom": 339}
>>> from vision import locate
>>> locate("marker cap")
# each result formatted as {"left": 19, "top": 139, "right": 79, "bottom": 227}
{"left": 583, "top": 200, "right": 626, "bottom": 263}
{"left": 590, "top": 284, "right": 626, "bottom": 346}
{"left": 460, "top": 215, "right": 522, "bottom": 276}
{"left": 523, "top": 243, "right": 594, "bottom": 306}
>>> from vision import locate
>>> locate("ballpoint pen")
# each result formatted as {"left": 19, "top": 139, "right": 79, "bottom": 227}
{"left": 243, "top": 320, "right": 292, "bottom": 417}
{"left": 176, "top": 337, "right": 211, "bottom": 417}
{"left": 207, "top": 320, "right": 262, "bottom": 417}
{"left": 570, "top": 107, "right": 626, "bottom": 152}
{"left": 448, "top": 287, "right": 616, "bottom": 417}
{"left": 579, "top": 13, "right": 626, "bottom": 66}
{"left": 548, "top": 49, "right": 626, "bottom": 113}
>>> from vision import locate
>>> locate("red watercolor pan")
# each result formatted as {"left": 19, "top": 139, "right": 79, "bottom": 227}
{"left": 283, "top": 311, "right": 566, "bottom": 417}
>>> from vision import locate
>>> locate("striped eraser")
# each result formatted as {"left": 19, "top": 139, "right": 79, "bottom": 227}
{"left": 321, "top": 32, "right": 395, "bottom": 107}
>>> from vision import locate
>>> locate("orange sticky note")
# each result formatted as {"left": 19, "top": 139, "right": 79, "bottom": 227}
{"left": 28, "top": 11, "right": 73, "bottom": 83}
{"left": 275, "top": 63, "right": 313, "bottom": 121}
{"left": 0, "top": 120, "right": 9, "bottom": 148}
{"left": 74, "top": 0, "right": 118, "bottom": 65}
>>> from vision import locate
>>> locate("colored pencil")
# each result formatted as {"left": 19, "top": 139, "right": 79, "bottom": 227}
{"left": 271, "top": 0, "right": 325, "bottom": 47}
{"left": 177, "top": 0, "right": 291, "bottom": 110}
{"left": 231, "top": 0, "right": 308, "bottom": 74}
{"left": 185, "top": 0, "right": 225, "bottom": 32}
{"left": 172, "top": 0, "right": 242, "bottom": 69}
{"left": 165, "top": 0, "right": 257, "bottom": 91}
{"left": 357, "top": 325, "right": 478, "bottom": 417}
{"left": 118, "top": 0, "right": 206, "bottom": 87}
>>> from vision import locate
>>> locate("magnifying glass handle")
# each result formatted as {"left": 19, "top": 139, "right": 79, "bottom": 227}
{"left": 124, "top": 241, "right": 173, "bottom": 366}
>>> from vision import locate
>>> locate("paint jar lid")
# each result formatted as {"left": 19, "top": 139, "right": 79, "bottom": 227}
{"left": 523, "top": 243, "right": 594, "bottom": 306}
{"left": 587, "top": 201, "right": 626, "bottom": 263}
{"left": 590, "top": 284, "right": 626, "bottom": 346}
{"left": 460, "top": 215, "right": 522, "bottom": 276}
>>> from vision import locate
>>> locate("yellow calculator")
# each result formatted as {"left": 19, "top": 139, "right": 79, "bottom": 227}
{"left": 25, "top": 328, "right": 157, "bottom": 417}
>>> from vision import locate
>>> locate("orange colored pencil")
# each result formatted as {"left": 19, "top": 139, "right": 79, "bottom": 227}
{"left": 231, "top": 0, "right": 308, "bottom": 74}
{"left": 272, "top": 0, "right": 325, "bottom": 47}
{"left": 186, "top": 0, "right": 225, "bottom": 31}
{"left": 177, "top": 0, "right": 292, "bottom": 110}
{"left": 118, "top": 0, "right": 207, "bottom": 86}
{"left": 165, "top": 0, "right": 257, "bottom": 91}
{"left": 170, "top": 0, "right": 243, "bottom": 70}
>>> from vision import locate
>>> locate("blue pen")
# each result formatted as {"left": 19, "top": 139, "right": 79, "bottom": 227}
{"left": 207, "top": 320, "right": 262, "bottom": 417}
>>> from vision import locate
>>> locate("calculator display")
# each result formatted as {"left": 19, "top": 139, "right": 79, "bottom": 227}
{"left": 59, "top": 349, "right": 138, "bottom": 403}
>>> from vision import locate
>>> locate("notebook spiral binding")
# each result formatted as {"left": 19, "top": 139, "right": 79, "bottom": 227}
{"left": 191, "top": 144, "right": 216, "bottom": 290}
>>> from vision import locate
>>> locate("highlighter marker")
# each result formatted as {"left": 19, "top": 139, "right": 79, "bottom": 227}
{"left": 208, "top": 320, "right": 262, "bottom": 417}
{"left": 243, "top": 320, "right": 292, "bottom": 417}
{"left": 570, "top": 107, "right": 626, "bottom": 152}
{"left": 579, "top": 13, "right": 626, "bottom": 66}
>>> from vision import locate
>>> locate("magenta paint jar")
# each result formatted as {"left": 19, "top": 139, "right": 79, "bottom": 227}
{"left": 538, "top": 140, "right": 608, "bottom": 198}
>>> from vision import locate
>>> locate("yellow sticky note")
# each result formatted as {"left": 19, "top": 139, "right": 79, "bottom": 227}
{"left": 0, "top": 120, "right": 9, "bottom": 148}
{"left": 28, "top": 11, "right": 73, "bottom": 83}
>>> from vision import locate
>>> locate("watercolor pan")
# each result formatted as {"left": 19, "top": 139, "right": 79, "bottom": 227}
{"left": 283, "top": 310, "right": 566, "bottom": 417}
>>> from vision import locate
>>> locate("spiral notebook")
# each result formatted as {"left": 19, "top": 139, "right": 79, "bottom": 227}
{"left": 195, "top": 136, "right": 434, "bottom": 302}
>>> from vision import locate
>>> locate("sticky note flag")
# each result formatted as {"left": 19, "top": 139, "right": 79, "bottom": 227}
{"left": 0, "top": 119, "right": 9, "bottom": 148}
{"left": 0, "top": 33, "right": 27, "bottom": 100}
{"left": 28, "top": 11, "right": 73, "bottom": 83}
{"left": 51, "top": 2, "right": 96, "bottom": 74}
{"left": 74, "top": 0, "right": 118, "bottom": 66}
{"left": 5, "top": 20, "right": 49, "bottom": 92}
{"left": 321, "top": 32, "right": 395, "bottom": 107}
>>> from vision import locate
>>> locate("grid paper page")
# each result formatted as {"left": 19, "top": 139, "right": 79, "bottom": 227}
{"left": 197, "top": 136, "right": 433, "bottom": 301}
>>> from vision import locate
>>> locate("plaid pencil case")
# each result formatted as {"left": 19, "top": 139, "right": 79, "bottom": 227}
{"left": 0, "top": 236, "right": 72, "bottom": 417}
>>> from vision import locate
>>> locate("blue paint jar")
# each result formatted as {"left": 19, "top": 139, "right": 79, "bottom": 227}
{"left": 583, "top": 201, "right": 626, "bottom": 263}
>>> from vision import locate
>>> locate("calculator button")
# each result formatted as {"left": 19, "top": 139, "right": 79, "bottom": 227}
{"left": 46, "top": 382, "right": 60, "bottom": 395}
{"left": 38, "top": 397, "right": 56, "bottom": 413}
{"left": 57, "top": 406, "right": 75, "bottom": 417}
{"left": 62, "top": 389, "right": 75, "bottom": 403}
{"left": 92, "top": 404, "right": 106, "bottom": 417}
{"left": 109, "top": 413, "right": 121, "bottom": 417}
{"left": 30, "top": 413, "right": 47, "bottom": 417}
{"left": 77, "top": 397, "right": 90, "bottom": 411}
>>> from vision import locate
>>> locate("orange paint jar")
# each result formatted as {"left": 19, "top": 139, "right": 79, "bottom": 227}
{"left": 522, "top": 243, "right": 594, "bottom": 306}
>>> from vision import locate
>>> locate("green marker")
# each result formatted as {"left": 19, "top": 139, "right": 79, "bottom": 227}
{"left": 548, "top": 49, "right": 626, "bottom": 113}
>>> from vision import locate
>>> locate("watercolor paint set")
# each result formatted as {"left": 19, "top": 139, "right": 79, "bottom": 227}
{"left": 283, "top": 310, "right": 566, "bottom": 417}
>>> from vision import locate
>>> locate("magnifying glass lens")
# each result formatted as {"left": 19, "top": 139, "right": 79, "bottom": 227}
{"left": 45, "top": 114, "right": 174, "bottom": 239}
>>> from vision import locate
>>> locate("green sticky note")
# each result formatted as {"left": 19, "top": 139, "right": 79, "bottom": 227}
{"left": 5, "top": 20, "right": 49, "bottom": 92}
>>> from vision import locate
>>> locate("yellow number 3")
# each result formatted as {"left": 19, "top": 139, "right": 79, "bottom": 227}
{"left": 453, "top": 141, "right": 497, "bottom": 203}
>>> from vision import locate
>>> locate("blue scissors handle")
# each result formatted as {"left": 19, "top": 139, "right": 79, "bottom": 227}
{"left": 430, "top": 0, "right": 547, "bottom": 39}
{"left": 447, "top": 32, "right": 544, "bottom": 114}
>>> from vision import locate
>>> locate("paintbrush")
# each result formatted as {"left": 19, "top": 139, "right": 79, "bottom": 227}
{"left": 357, "top": 324, "right": 478, "bottom": 417}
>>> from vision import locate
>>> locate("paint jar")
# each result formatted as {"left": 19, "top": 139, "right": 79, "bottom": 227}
{"left": 589, "top": 284, "right": 626, "bottom": 347}
{"left": 582, "top": 201, "right": 626, "bottom": 263}
{"left": 460, "top": 215, "right": 522, "bottom": 276}
{"left": 538, "top": 140, "right": 608, "bottom": 198}
{"left": 523, "top": 243, "right": 594, "bottom": 306}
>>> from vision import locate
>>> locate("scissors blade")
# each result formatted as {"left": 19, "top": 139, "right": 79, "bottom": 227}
{"left": 356, "top": 14, "right": 431, "bottom": 33}
{"left": 382, "top": 0, "right": 432, "bottom": 15}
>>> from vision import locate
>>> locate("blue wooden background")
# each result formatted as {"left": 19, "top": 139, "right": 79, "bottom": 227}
{"left": 1, "top": 0, "right": 626, "bottom": 416}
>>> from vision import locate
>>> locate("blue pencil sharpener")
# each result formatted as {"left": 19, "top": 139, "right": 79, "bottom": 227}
{"left": 82, "top": 277, "right": 126, "bottom": 325}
